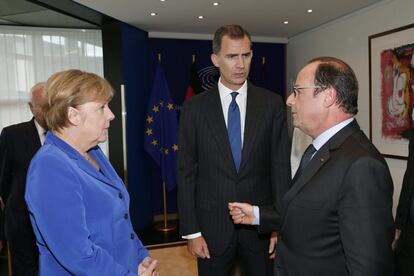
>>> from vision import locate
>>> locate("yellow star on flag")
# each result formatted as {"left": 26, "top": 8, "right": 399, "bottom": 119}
{"left": 151, "top": 139, "right": 158, "bottom": 146}
{"left": 152, "top": 105, "right": 159, "bottom": 113}
{"left": 146, "top": 116, "right": 154, "bottom": 124}
{"left": 172, "top": 144, "right": 179, "bottom": 152}
{"left": 159, "top": 101, "right": 164, "bottom": 107}
{"left": 167, "top": 103, "right": 174, "bottom": 110}
{"left": 145, "top": 128, "right": 153, "bottom": 136}
{"left": 164, "top": 149, "right": 170, "bottom": 155}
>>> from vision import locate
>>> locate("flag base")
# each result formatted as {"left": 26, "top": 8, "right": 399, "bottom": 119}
{"left": 155, "top": 221, "right": 177, "bottom": 232}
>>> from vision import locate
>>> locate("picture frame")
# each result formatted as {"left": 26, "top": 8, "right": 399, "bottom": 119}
{"left": 369, "top": 23, "right": 414, "bottom": 160}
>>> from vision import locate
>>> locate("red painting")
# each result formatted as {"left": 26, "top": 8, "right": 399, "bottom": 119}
{"left": 380, "top": 44, "right": 414, "bottom": 139}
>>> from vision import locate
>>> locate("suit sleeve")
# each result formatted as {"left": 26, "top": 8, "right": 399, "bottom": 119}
{"left": 0, "top": 129, "right": 11, "bottom": 203}
{"left": 25, "top": 154, "right": 139, "bottom": 276}
{"left": 259, "top": 96, "right": 291, "bottom": 233}
{"left": 177, "top": 102, "right": 200, "bottom": 235}
{"left": 395, "top": 135, "right": 414, "bottom": 229}
{"left": 338, "top": 157, "right": 394, "bottom": 275}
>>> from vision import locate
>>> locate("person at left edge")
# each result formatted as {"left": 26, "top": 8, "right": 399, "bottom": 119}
{"left": 0, "top": 82, "right": 46, "bottom": 276}
{"left": 25, "top": 69, "right": 158, "bottom": 276}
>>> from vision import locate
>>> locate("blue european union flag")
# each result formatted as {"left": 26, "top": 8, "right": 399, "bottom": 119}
{"left": 144, "top": 62, "right": 178, "bottom": 191}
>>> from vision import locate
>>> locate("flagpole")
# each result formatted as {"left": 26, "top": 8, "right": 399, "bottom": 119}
{"left": 155, "top": 181, "right": 176, "bottom": 232}
{"left": 153, "top": 52, "right": 176, "bottom": 232}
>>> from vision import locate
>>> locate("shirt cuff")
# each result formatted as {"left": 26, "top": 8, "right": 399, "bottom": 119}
{"left": 252, "top": 205, "right": 260, "bottom": 225}
{"left": 182, "top": 232, "right": 202, "bottom": 239}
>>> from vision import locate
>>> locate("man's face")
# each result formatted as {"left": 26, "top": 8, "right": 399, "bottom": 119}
{"left": 211, "top": 35, "right": 252, "bottom": 91}
{"left": 286, "top": 62, "right": 326, "bottom": 138}
{"left": 29, "top": 87, "right": 47, "bottom": 129}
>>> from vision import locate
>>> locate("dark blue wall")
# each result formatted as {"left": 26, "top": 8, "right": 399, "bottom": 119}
{"left": 122, "top": 23, "right": 153, "bottom": 229}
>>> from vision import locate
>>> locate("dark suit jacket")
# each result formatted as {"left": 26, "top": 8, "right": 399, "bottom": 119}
{"left": 178, "top": 83, "right": 291, "bottom": 256}
{"left": 395, "top": 129, "right": 414, "bottom": 256}
{"left": 0, "top": 118, "right": 41, "bottom": 237}
{"left": 261, "top": 120, "right": 395, "bottom": 276}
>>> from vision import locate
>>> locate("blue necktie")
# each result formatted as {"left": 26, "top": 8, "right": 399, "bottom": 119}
{"left": 228, "top": 92, "right": 241, "bottom": 172}
{"left": 293, "top": 144, "right": 316, "bottom": 181}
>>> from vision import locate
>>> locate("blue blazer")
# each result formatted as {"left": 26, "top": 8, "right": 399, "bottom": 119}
{"left": 25, "top": 132, "right": 148, "bottom": 275}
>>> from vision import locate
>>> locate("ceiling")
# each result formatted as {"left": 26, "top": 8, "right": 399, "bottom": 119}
{"left": 0, "top": 0, "right": 96, "bottom": 28}
{"left": 73, "top": 0, "right": 383, "bottom": 39}
{"left": 0, "top": 0, "right": 383, "bottom": 39}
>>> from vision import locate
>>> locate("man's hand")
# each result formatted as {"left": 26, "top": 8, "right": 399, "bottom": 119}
{"left": 269, "top": 232, "right": 277, "bottom": 259}
{"left": 188, "top": 236, "right": 210, "bottom": 259}
{"left": 392, "top": 229, "right": 401, "bottom": 250}
{"left": 228, "top": 202, "right": 255, "bottom": 225}
{"left": 138, "top": 256, "right": 158, "bottom": 276}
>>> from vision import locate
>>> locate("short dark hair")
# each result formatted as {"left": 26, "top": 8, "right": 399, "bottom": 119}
{"left": 308, "top": 56, "right": 358, "bottom": 115}
{"left": 212, "top": 24, "right": 252, "bottom": 54}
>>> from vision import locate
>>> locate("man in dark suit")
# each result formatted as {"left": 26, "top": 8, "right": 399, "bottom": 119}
{"left": 177, "top": 24, "right": 291, "bottom": 276}
{"left": 0, "top": 198, "right": 4, "bottom": 253}
{"left": 229, "top": 57, "right": 395, "bottom": 275}
{"left": 394, "top": 130, "right": 414, "bottom": 276}
{"left": 0, "top": 82, "right": 46, "bottom": 276}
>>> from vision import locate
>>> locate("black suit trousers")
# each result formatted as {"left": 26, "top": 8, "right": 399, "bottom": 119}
{"left": 5, "top": 207, "right": 38, "bottom": 276}
{"left": 197, "top": 228, "right": 273, "bottom": 276}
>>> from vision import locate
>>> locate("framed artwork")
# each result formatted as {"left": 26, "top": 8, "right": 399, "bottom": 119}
{"left": 369, "top": 23, "right": 414, "bottom": 160}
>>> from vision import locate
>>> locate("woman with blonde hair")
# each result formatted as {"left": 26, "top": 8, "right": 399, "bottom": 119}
{"left": 25, "top": 69, "right": 157, "bottom": 275}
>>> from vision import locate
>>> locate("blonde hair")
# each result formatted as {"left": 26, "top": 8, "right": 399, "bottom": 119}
{"left": 43, "top": 69, "right": 113, "bottom": 131}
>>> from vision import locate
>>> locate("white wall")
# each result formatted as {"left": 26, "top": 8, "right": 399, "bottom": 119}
{"left": 287, "top": 0, "right": 414, "bottom": 215}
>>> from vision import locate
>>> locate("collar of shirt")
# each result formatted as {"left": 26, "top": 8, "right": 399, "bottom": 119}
{"left": 34, "top": 118, "right": 47, "bottom": 145}
{"left": 312, "top": 117, "right": 354, "bottom": 151}
{"left": 218, "top": 78, "right": 247, "bottom": 144}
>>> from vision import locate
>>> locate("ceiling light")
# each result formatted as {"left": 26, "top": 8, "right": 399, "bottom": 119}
{"left": 307, "top": 9, "right": 313, "bottom": 13}
{"left": 198, "top": 15, "right": 204, "bottom": 19}
{"left": 283, "top": 21, "right": 288, "bottom": 24}
{"left": 213, "top": 2, "right": 220, "bottom": 6}
{"left": 160, "top": 0, "right": 166, "bottom": 1}
{"left": 150, "top": 12, "right": 157, "bottom": 16}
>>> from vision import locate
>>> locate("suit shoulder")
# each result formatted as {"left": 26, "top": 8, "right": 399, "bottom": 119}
{"left": 1, "top": 120, "right": 33, "bottom": 135}
{"left": 342, "top": 131, "right": 385, "bottom": 163}
{"left": 249, "top": 84, "right": 284, "bottom": 104}
{"left": 182, "top": 88, "right": 215, "bottom": 109}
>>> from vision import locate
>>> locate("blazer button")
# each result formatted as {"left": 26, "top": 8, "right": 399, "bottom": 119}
{"left": 130, "top": 233, "right": 135, "bottom": 240}
{"left": 118, "top": 193, "right": 123, "bottom": 199}
{"left": 124, "top": 213, "right": 129, "bottom": 219}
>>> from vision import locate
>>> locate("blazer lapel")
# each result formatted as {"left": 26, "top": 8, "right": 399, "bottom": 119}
{"left": 47, "top": 132, "right": 116, "bottom": 188}
{"left": 76, "top": 157, "right": 115, "bottom": 187}
{"left": 282, "top": 120, "right": 361, "bottom": 214}
{"left": 202, "top": 87, "right": 236, "bottom": 172}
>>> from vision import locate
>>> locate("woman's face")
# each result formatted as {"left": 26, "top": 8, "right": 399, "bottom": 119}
{"left": 76, "top": 100, "right": 115, "bottom": 145}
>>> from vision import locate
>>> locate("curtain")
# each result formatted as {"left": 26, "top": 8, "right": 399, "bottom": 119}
{"left": 0, "top": 26, "right": 108, "bottom": 154}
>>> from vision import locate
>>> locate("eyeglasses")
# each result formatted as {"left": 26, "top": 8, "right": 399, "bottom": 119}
{"left": 291, "top": 82, "right": 327, "bottom": 97}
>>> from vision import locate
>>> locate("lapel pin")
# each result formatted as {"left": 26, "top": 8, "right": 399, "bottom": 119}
{"left": 320, "top": 156, "right": 325, "bottom": 162}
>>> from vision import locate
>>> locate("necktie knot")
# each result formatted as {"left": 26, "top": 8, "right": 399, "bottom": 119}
{"left": 230, "top": 92, "right": 239, "bottom": 108}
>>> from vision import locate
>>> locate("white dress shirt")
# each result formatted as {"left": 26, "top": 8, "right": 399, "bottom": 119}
{"left": 34, "top": 119, "right": 47, "bottom": 145}
{"left": 182, "top": 79, "right": 248, "bottom": 240}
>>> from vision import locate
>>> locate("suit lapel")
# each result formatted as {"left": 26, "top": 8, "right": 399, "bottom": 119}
{"left": 202, "top": 87, "right": 236, "bottom": 172}
{"left": 282, "top": 120, "right": 361, "bottom": 213}
{"left": 26, "top": 118, "right": 41, "bottom": 154}
{"left": 240, "top": 84, "right": 263, "bottom": 172}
